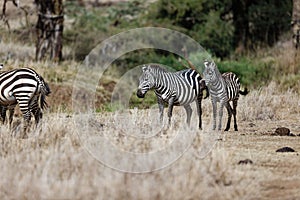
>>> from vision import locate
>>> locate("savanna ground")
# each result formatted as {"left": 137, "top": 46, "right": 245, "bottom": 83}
{"left": 0, "top": 76, "right": 299, "bottom": 199}
{"left": 0, "top": 0, "right": 300, "bottom": 199}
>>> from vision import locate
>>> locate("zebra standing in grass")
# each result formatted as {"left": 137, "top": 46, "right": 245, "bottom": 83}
{"left": 203, "top": 60, "right": 248, "bottom": 131}
{"left": 0, "top": 67, "right": 51, "bottom": 137}
{"left": 137, "top": 64, "right": 208, "bottom": 129}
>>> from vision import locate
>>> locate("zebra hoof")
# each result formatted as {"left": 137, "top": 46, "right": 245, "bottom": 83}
{"left": 234, "top": 125, "right": 238, "bottom": 131}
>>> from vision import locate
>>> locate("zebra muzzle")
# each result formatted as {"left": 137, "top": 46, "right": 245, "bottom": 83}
{"left": 136, "top": 89, "right": 145, "bottom": 98}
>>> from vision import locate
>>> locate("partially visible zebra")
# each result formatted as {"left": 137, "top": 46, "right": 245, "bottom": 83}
{"left": 0, "top": 67, "right": 51, "bottom": 137}
{"left": 203, "top": 60, "right": 248, "bottom": 131}
{"left": 137, "top": 64, "right": 208, "bottom": 129}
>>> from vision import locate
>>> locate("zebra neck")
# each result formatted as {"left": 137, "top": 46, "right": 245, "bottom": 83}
{"left": 153, "top": 72, "right": 173, "bottom": 99}
{"left": 209, "top": 77, "right": 227, "bottom": 97}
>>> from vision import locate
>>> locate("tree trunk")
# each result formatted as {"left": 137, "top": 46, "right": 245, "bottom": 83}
{"left": 232, "top": 0, "right": 251, "bottom": 55}
{"left": 292, "top": 0, "right": 300, "bottom": 73}
{"left": 35, "top": 0, "right": 63, "bottom": 61}
{"left": 292, "top": 0, "right": 300, "bottom": 49}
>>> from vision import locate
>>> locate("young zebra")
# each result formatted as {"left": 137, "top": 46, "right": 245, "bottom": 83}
{"left": 0, "top": 67, "right": 51, "bottom": 137}
{"left": 203, "top": 60, "right": 248, "bottom": 131}
{"left": 137, "top": 64, "right": 208, "bottom": 129}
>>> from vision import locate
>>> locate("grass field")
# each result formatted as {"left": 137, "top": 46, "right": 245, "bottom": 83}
{"left": 0, "top": 1, "right": 300, "bottom": 199}
{"left": 0, "top": 80, "right": 299, "bottom": 199}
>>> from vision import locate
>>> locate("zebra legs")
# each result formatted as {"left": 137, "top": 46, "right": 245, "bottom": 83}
{"left": 218, "top": 100, "right": 225, "bottom": 131}
{"left": 183, "top": 104, "right": 192, "bottom": 126}
{"left": 167, "top": 98, "right": 175, "bottom": 127}
{"left": 21, "top": 109, "right": 32, "bottom": 138}
{"left": 0, "top": 106, "right": 15, "bottom": 129}
{"left": 211, "top": 100, "right": 217, "bottom": 130}
{"left": 157, "top": 98, "right": 164, "bottom": 124}
{"left": 0, "top": 105, "right": 7, "bottom": 124}
{"left": 196, "top": 96, "right": 202, "bottom": 130}
{"left": 224, "top": 102, "right": 233, "bottom": 131}
{"left": 7, "top": 108, "right": 14, "bottom": 129}
{"left": 224, "top": 100, "right": 238, "bottom": 131}
{"left": 30, "top": 96, "right": 43, "bottom": 126}
{"left": 232, "top": 99, "right": 238, "bottom": 131}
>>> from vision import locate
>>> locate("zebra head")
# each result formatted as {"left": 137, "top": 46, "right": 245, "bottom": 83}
{"left": 203, "top": 60, "right": 218, "bottom": 86}
{"left": 137, "top": 65, "right": 155, "bottom": 98}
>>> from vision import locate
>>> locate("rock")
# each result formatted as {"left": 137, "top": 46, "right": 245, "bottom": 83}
{"left": 276, "top": 147, "right": 296, "bottom": 152}
{"left": 288, "top": 133, "right": 297, "bottom": 137}
{"left": 274, "top": 127, "right": 290, "bottom": 136}
{"left": 238, "top": 159, "right": 253, "bottom": 165}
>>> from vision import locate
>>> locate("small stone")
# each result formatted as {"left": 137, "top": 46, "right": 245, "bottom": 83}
{"left": 238, "top": 159, "right": 253, "bottom": 165}
{"left": 276, "top": 147, "right": 296, "bottom": 152}
{"left": 274, "top": 127, "right": 290, "bottom": 136}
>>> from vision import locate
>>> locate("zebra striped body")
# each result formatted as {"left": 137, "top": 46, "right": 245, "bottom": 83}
{"left": 137, "top": 64, "right": 207, "bottom": 129}
{"left": 0, "top": 68, "right": 50, "bottom": 137}
{"left": 203, "top": 61, "right": 248, "bottom": 131}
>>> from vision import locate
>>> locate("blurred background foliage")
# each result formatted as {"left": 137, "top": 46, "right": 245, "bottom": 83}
{"left": 61, "top": 0, "right": 294, "bottom": 87}
{"left": 0, "top": 0, "right": 298, "bottom": 110}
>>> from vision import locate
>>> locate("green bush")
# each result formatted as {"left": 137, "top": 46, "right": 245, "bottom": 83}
{"left": 216, "top": 58, "right": 274, "bottom": 87}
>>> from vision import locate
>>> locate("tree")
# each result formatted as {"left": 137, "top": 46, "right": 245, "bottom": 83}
{"left": 232, "top": 0, "right": 250, "bottom": 54}
{"left": 292, "top": 0, "right": 300, "bottom": 49}
{"left": 35, "top": 0, "right": 63, "bottom": 61}
{"left": 232, "top": 0, "right": 292, "bottom": 54}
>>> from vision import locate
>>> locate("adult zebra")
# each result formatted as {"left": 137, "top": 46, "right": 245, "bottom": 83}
{"left": 0, "top": 67, "right": 51, "bottom": 137}
{"left": 137, "top": 64, "right": 208, "bottom": 129}
{"left": 203, "top": 60, "right": 248, "bottom": 131}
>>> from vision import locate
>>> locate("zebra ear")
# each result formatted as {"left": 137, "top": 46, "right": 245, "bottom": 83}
{"left": 142, "top": 65, "right": 149, "bottom": 72}
{"left": 203, "top": 60, "right": 209, "bottom": 68}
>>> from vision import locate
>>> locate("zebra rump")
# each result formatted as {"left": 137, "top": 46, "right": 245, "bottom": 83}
{"left": 0, "top": 67, "right": 51, "bottom": 137}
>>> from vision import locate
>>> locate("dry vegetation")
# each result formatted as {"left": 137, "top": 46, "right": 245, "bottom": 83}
{"left": 0, "top": 37, "right": 299, "bottom": 200}
{"left": 0, "top": 75, "right": 299, "bottom": 199}
{"left": 0, "top": 2, "right": 300, "bottom": 199}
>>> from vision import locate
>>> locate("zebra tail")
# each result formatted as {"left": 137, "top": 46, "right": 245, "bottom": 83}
{"left": 39, "top": 76, "right": 51, "bottom": 110}
{"left": 39, "top": 93, "right": 49, "bottom": 110}
{"left": 42, "top": 78, "right": 51, "bottom": 96}
{"left": 239, "top": 88, "right": 249, "bottom": 96}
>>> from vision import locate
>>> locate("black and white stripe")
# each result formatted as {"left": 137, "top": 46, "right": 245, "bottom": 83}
{"left": 137, "top": 64, "right": 208, "bottom": 129}
{"left": 0, "top": 67, "right": 50, "bottom": 137}
{"left": 203, "top": 60, "right": 248, "bottom": 131}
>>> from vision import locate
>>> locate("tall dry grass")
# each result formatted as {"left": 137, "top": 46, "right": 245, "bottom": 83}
{"left": 2, "top": 82, "right": 299, "bottom": 199}
{"left": 238, "top": 82, "right": 300, "bottom": 121}
{"left": 0, "top": 112, "right": 260, "bottom": 199}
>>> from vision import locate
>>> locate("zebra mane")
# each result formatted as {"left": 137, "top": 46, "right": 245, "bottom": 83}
{"left": 144, "top": 64, "right": 169, "bottom": 73}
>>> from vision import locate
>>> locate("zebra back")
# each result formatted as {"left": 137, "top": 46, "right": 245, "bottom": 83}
{"left": 138, "top": 64, "right": 205, "bottom": 105}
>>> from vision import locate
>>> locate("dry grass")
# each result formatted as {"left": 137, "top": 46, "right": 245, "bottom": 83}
{"left": 0, "top": 83, "right": 299, "bottom": 199}
{"left": 1, "top": 3, "right": 299, "bottom": 199}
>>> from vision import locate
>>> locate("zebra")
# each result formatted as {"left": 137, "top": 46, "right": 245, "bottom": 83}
{"left": 136, "top": 64, "right": 208, "bottom": 129}
{"left": 202, "top": 60, "right": 248, "bottom": 131}
{"left": 0, "top": 67, "right": 51, "bottom": 137}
